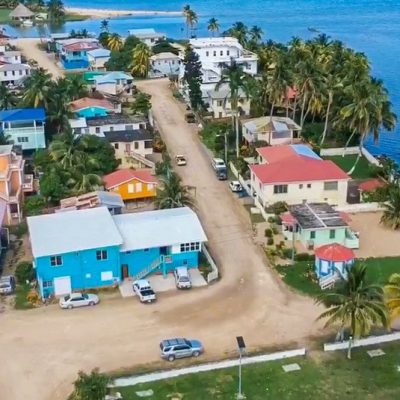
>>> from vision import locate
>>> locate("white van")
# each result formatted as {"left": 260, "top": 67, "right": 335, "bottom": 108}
{"left": 0, "top": 275, "right": 16, "bottom": 295}
{"left": 174, "top": 267, "right": 192, "bottom": 289}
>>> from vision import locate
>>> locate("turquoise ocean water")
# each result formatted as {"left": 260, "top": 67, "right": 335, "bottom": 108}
{"left": 5, "top": 0, "right": 400, "bottom": 162}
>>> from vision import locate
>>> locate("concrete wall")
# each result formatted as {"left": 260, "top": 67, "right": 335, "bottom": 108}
{"left": 320, "top": 147, "right": 360, "bottom": 156}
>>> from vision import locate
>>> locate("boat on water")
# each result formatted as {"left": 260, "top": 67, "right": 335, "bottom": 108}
{"left": 308, "top": 27, "right": 319, "bottom": 33}
{"left": 22, "top": 20, "right": 34, "bottom": 26}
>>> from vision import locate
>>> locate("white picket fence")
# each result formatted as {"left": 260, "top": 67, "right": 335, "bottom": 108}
{"left": 324, "top": 331, "right": 400, "bottom": 352}
{"left": 202, "top": 245, "right": 219, "bottom": 283}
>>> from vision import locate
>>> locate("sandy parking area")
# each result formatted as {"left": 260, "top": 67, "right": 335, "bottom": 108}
{"left": 0, "top": 79, "right": 322, "bottom": 400}
{"left": 350, "top": 212, "right": 400, "bottom": 258}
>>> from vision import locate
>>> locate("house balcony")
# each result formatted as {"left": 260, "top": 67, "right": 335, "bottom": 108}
{"left": 22, "top": 174, "right": 34, "bottom": 192}
{"left": 345, "top": 229, "right": 359, "bottom": 249}
{"left": 3, "top": 126, "right": 44, "bottom": 136}
{"left": 0, "top": 155, "right": 23, "bottom": 180}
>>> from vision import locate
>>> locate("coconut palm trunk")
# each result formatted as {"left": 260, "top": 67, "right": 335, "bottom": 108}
{"left": 320, "top": 91, "right": 333, "bottom": 145}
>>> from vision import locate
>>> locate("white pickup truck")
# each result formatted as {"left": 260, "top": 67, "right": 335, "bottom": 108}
{"left": 133, "top": 279, "right": 157, "bottom": 303}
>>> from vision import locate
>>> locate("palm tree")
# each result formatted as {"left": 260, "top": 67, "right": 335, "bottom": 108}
{"left": 186, "top": 9, "right": 198, "bottom": 38}
{"left": 130, "top": 43, "right": 152, "bottom": 78}
{"left": 64, "top": 74, "right": 88, "bottom": 100}
{"left": 338, "top": 78, "right": 396, "bottom": 173}
{"left": 249, "top": 25, "right": 263, "bottom": 43}
{"left": 182, "top": 4, "right": 192, "bottom": 38}
{"left": 216, "top": 61, "right": 254, "bottom": 157}
{"left": 49, "top": 132, "right": 83, "bottom": 169}
{"left": 380, "top": 183, "right": 400, "bottom": 229}
{"left": 107, "top": 33, "right": 123, "bottom": 51}
{"left": 228, "top": 22, "right": 248, "bottom": 47}
{"left": 47, "top": 0, "right": 65, "bottom": 22}
{"left": 316, "top": 263, "right": 389, "bottom": 358}
{"left": 155, "top": 171, "right": 194, "bottom": 209}
{"left": 0, "top": 85, "right": 17, "bottom": 110}
{"left": 69, "top": 154, "right": 102, "bottom": 194}
{"left": 22, "top": 68, "right": 54, "bottom": 109}
{"left": 46, "top": 92, "right": 72, "bottom": 134}
{"left": 100, "top": 19, "right": 109, "bottom": 33}
{"left": 207, "top": 18, "right": 220, "bottom": 37}
{"left": 384, "top": 273, "right": 400, "bottom": 322}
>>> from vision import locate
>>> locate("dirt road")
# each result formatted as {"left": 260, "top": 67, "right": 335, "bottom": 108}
{"left": 0, "top": 79, "right": 322, "bottom": 400}
{"left": 12, "top": 38, "right": 64, "bottom": 79}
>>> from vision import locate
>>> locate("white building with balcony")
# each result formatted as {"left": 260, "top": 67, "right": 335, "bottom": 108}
{"left": 0, "top": 108, "right": 46, "bottom": 151}
{"left": 179, "top": 37, "right": 258, "bottom": 98}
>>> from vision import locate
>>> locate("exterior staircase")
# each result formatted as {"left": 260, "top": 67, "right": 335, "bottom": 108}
{"left": 133, "top": 257, "right": 161, "bottom": 281}
{"left": 125, "top": 151, "right": 155, "bottom": 169}
{"left": 319, "top": 272, "right": 339, "bottom": 290}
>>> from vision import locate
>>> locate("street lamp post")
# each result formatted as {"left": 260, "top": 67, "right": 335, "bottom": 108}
{"left": 236, "top": 336, "right": 246, "bottom": 399}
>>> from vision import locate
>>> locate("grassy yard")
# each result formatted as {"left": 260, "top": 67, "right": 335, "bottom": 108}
{"left": 14, "top": 284, "right": 34, "bottom": 310}
{"left": 0, "top": 8, "right": 11, "bottom": 23}
{"left": 276, "top": 257, "right": 400, "bottom": 297}
{"left": 244, "top": 204, "right": 265, "bottom": 224}
{"left": 115, "top": 343, "right": 400, "bottom": 399}
{"left": 324, "top": 155, "right": 375, "bottom": 180}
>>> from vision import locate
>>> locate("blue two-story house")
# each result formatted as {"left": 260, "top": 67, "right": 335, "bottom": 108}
{"left": 27, "top": 207, "right": 207, "bottom": 298}
{"left": 0, "top": 108, "right": 46, "bottom": 151}
{"left": 60, "top": 40, "right": 100, "bottom": 70}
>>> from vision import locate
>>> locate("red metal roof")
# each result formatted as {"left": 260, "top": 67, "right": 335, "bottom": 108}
{"left": 315, "top": 243, "right": 355, "bottom": 262}
{"left": 250, "top": 157, "right": 349, "bottom": 184}
{"left": 256, "top": 145, "right": 296, "bottom": 163}
{"left": 70, "top": 97, "right": 114, "bottom": 112}
{"left": 281, "top": 212, "right": 296, "bottom": 225}
{"left": 63, "top": 42, "right": 100, "bottom": 52}
{"left": 358, "top": 178, "right": 385, "bottom": 192}
{"left": 103, "top": 168, "right": 157, "bottom": 189}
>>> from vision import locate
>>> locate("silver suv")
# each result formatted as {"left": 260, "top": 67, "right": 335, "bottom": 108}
{"left": 0, "top": 275, "right": 15, "bottom": 295}
{"left": 159, "top": 338, "right": 204, "bottom": 361}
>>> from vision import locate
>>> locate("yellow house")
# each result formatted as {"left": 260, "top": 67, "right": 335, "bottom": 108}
{"left": 103, "top": 168, "right": 157, "bottom": 201}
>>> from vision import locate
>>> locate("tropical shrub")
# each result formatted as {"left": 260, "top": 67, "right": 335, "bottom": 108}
{"left": 264, "top": 228, "right": 273, "bottom": 238}
{"left": 15, "top": 262, "right": 35, "bottom": 284}
{"left": 267, "top": 237, "right": 274, "bottom": 245}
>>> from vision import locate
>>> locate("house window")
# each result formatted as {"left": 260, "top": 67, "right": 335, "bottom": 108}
{"left": 220, "top": 50, "right": 223, "bottom": 56}
{"left": 128, "top": 184, "right": 135, "bottom": 193}
{"left": 134, "top": 142, "right": 139, "bottom": 150}
{"left": 206, "top": 51, "right": 209, "bottom": 56}
{"left": 42, "top": 280, "right": 53, "bottom": 288}
{"left": 136, "top": 182, "right": 142, "bottom": 192}
{"left": 109, "top": 126, "right": 114, "bottom": 131}
{"left": 50, "top": 256, "right": 62, "bottom": 266}
{"left": 227, "top": 50, "right": 230, "bottom": 56}
{"left": 147, "top": 183, "right": 154, "bottom": 191}
{"left": 114, "top": 143, "right": 119, "bottom": 150}
{"left": 273, "top": 184, "right": 288, "bottom": 194}
{"left": 126, "top": 125, "right": 133, "bottom": 130}
{"left": 217, "top": 100, "right": 223, "bottom": 107}
{"left": 19, "top": 70, "right": 22, "bottom": 76}
{"left": 144, "top": 248, "right": 149, "bottom": 252}
{"left": 144, "top": 141, "right": 153, "bottom": 148}
{"left": 324, "top": 181, "right": 338, "bottom": 191}
{"left": 299, "top": 184, "right": 303, "bottom": 189}
{"left": 180, "top": 242, "right": 200, "bottom": 252}
{"left": 96, "top": 250, "right": 108, "bottom": 260}
{"left": 329, "top": 229, "right": 336, "bottom": 239}
{"left": 17, "top": 137, "right": 28, "bottom": 143}
{"left": 310, "top": 231, "right": 316, "bottom": 240}
{"left": 213, "top": 51, "right": 216, "bottom": 56}
{"left": 95, "top": 127, "right": 100, "bottom": 134}
{"left": 307, "top": 183, "right": 312, "bottom": 189}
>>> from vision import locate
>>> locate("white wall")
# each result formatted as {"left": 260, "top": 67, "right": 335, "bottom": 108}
{"left": 88, "top": 121, "right": 146, "bottom": 136}
{"left": 0, "top": 67, "right": 30, "bottom": 83}
{"left": 251, "top": 172, "right": 348, "bottom": 207}
{"left": 320, "top": 147, "right": 360, "bottom": 156}
{"left": 210, "top": 98, "right": 251, "bottom": 119}
{"left": 113, "top": 140, "right": 153, "bottom": 159}
{"left": 88, "top": 55, "right": 109, "bottom": 70}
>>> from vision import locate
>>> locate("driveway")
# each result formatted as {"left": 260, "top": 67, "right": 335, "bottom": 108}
{"left": 12, "top": 38, "right": 64, "bottom": 79}
{"left": 0, "top": 79, "right": 321, "bottom": 400}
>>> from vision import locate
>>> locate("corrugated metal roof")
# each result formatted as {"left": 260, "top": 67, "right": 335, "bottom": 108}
{"left": 27, "top": 207, "right": 123, "bottom": 258}
{"left": 0, "top": 108, "right": 45, "bottom": 122}
{"left": 87, "top": 48, "right": 111, "bottom": 58}
{"left": 94, "top": 71, "right": 132, "bottom": 84}
{"left": 113, "top": 207, "right": 207, "bottom": 252}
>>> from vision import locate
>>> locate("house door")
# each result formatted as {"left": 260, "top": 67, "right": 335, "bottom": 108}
{"left": 160, "top": 246, "right": 169, "bottom": 256}
{"left": 125, "top": 143, "right": 131, "bottom": 154}
{"left": 121, "top": 264, "right": 129, "bottom": 279}
{"left": 54, "top": 276, "right": 71, "bottom": 296}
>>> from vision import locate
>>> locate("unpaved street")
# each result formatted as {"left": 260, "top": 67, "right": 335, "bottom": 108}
{"left": 12, "top": 38, "right": 64, "bottom": 79}
{"left": 0, "top": 79, "right": 322, "bottom": 400}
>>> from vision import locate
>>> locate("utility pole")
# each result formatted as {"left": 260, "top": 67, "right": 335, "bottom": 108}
{"left": 236, "top": 336, "right": 246, "bottom": 399}
{"left": 224, "top": 130, "right": 228, "bottom": 165}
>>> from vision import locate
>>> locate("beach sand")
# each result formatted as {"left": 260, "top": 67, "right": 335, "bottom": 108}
{"left": 65, "top": 7, "right": 182, "bottom": 19}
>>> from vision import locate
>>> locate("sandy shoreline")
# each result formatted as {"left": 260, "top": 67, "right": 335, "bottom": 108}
{"left": 65, "top": 7, "right": 182, "bottom": 19}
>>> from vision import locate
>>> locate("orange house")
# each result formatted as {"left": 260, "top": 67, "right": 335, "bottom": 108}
{"left": 0, "top": 145, "right": 33, "bottom": 224}
{"left": 103, "top": 168, "right": 158, "bottom": 201}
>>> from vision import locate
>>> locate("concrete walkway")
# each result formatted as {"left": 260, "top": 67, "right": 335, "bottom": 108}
{"left": 112, "top": 348, "right": 306, "bottom": 387}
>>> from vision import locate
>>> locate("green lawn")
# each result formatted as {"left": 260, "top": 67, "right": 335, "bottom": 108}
{"left": 276, "top": 257, "right": 400, "bottom": 297}
{"left": 324, "top": 155, "right": 375, "bottom": 180}
{"left": 115, "top": 343, "right": 400, "bottom": 399}
{"left": 244, "top": 204, "right": 265, "bottom": 224}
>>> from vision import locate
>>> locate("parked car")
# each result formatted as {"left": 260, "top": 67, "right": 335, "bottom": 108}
{"left": 211, "top": 158, "right": 226, "bottom": 170}
{"left": 59, "top": 292, "right": 99, "bottom": 309}
{"left": 174, "top": 267, "right": 192, "bottom": 289}
{"left": 159, "top": 338, "right": 204, "bottom": 361}
{"left": 0, "top": 275, "right": 15, "bottom": 295}
{"left": 175, "top": 154, "right": 187, "bottom": 166}
{"left": 229, "top": 181, "right": 243, "bottom": 192}
{"left": 133, "top": 279, "right": 156, "bottom": 303}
